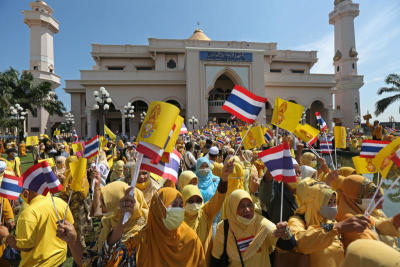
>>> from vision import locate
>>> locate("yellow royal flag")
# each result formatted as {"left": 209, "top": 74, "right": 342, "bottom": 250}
{"left": 40, "top": 134, "right": 50, "bottom": 140}
{"left": 334, "top": 126, "right": 346, "bottom": 149}
{"left": 271, "top": 97, "right": 304, "bottom": 133}
{"left": 372, "top": 137, "right": 400, "bottom": 178}
{"left": 38, "top": 158, "right": 55, "bottom": 168}
{"left": 69, "top": 157, "right": 89, "bottom": 197}
{"left": 26, "top": 136, "right": 39, "bottom": 146}
{"left": 99, "top": 136, "right": 108, "bottom": 148}
{"left": 53, "top": 129, "right": 60, "bottom": 136}
{"left": 104, "top": 125, "right": 116, "bottom": 140}
{"left": 352, "top": 156, "right": 377, "bottom": 174}
{"left": 241, "top": 125, "right": 265, "bottom": 150}
{"left": 294, "top": 123, "right": 320, "bottom": 146}
{"left": 72, "top": 142, "right": 84, "bottom": 154}
{"left": 136, "top": 101, "right": 180, "bottom": 149}
{"left": 165, "top": 115, "right": 184, "bottom": 153}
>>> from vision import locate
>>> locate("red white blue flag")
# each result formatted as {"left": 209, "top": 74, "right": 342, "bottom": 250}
{"left": 140, "top": 149, "right": 181, "bottom": 184}
{"left": 360, "top": 140, "right": 390, "bottom": 158}
{"left": 84, "top": 135, "right": 99, "bottom": 159}
{"left": 315, "top": 112, "right": 327, "bottom": 131}
{"left": 0, "top": 173, "right": 22, "bottom": 200}
{"left": 258, "top": 142, "right": 296, "bottom": 182}
{"left": 179, "top": 123, "right": 188, "bottom": 135}
{"left": 264, "top": 130, "right": 273, "bottom": 142}
{"left": 320, "top": 138, "right": 333, "bottom": 154}
{"left": 72, "top": 129, "right": 79, "bottom": 142}
{"left": 21, "top": 161, "right": 62, "bottom": 195}
{"left": 222, "top": 85, "right": 267, "bottom": 124}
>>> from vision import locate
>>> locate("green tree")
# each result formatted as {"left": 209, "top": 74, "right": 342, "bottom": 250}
{"left": 0, "top": 67, "right": 66, "bottom": 122}
{"left": 375, "top": 73, "right": 400, "bottom": 116}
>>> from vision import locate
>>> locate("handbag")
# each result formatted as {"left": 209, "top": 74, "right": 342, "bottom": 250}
{"left": 2, "top": 245, "right": 20, "bottom": 261}
{"left": 209, "top": 220, "right": 230, "bottom": 267}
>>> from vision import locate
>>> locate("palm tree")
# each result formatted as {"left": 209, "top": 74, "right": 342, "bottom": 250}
{"left": 0, "top": 67, "right": 66, "bottom": 121}
{"left": 375, "top": 73, "right": 400, "bottom": 116}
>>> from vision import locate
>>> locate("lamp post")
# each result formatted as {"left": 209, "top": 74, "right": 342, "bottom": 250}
{"left": 188, "top": 116, "right": 198, "bottom": 130}
{"left": 140, "top": 111, "right": 147, "bottom": 123}
{"left": 124, "top": 102, "right": 135, "bottom": 136}
{"left": 8, "top": 104, "right": 27, "bottom": 143}
{"left": 65, "top": 112, "right": 75, "bottom": 134}
{"left": 92, "top": 87, "right": 112, "bottom": 135}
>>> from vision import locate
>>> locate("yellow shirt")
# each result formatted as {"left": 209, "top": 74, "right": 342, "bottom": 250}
{"left": 0, "top": 197, "right": 14, "bottom": 258}
{"left": 6, "top": 157, "right": 21, "bottom": 177}
{"left": 15, "top": 195, "right": 74, "bottom": 267}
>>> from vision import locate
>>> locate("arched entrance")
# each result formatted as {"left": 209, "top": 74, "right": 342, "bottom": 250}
{"left": 166, "top": 99, "right": 185, "bottom": 117}
{"left": 208, "top": 74, "right": 236, "bottom": 123}
{"left": 306, "top": 100, "right": 327, "bottom": 128}
{"left": 127, "top": 100, "right": 149, "bottom": 137}
{"left": 265, "top": 101, "right": 273, "bottom": 124}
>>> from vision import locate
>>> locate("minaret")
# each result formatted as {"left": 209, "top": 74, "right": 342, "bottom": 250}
{"left": 23, "top": 1, "right": 61, "bottom": 135}
{"left": 329, "top": 0, "right": 363, "bottom": 127}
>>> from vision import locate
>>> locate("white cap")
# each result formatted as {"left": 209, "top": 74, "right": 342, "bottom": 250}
{"left": 0, "top": 161, "right": 6, "bottom": 174}
{"left": 126, "top": 142, "right": 132, "bottom": 147}
{"left": 209, "top": 146, "right": 219, "bottom": 156}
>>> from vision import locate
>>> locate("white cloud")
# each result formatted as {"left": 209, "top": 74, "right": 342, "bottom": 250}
{"left": 364, "top": 76, "right": 383, "bottom": 85}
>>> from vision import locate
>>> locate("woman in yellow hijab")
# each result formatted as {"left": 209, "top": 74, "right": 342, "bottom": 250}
{"left": 341, "top": 239, "right": 400, "bottom": 267}
{"left": 101, "top": 187, "right": 206, "bottom": 267}
{"left": 289, "top": 178, "right": 344, "bottom": 267}
{"left": 300, "top": 152, "right": 317, "bottom": 168}
{"left": 178, "top": 170, "right": 198, "bottom": 191}
{"left": 135, "top": 170, "right": 160, "bottom": 206}
{"left": 211, "top": 189, "right": 294, "bottom": 267}
{"left": 181, "top": 162, "right": 231, "bottom": 262}
{"left": 95, "top": 181, "right": 148, "bottom": 253}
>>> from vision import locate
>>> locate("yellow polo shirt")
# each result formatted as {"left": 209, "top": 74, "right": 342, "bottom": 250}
{"left": 15, "top": 194, "right": 74, "bottom": 267}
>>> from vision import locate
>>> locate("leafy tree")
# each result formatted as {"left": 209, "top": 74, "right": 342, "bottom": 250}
{"left": 375, "top": 73, "right": 400, "bottom": 116}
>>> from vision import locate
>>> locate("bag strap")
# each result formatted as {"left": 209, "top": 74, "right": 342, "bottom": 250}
{"left": 222, "top": 219, "right": 229, "bottom": 254}
{"left": 232, "top": 231, "right": 245, "bottom": 267}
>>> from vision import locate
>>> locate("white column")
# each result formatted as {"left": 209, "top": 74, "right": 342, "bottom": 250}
{"left": 86, "top": 109, "right": 94, "bottom": 138}
{"left": 121, "top": 111, "right": 126, "bottom": 137}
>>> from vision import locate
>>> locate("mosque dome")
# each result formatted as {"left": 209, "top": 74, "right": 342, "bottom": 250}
{"left": 188, "top": 29, "right": 211, "bottom": 41}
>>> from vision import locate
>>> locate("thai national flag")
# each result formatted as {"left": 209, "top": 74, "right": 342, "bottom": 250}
{"left": 179, "top": 123, "right": 188, "bottom": 135}
{"left": 0, "top": 173, "right": 22, "bottom": 200}
{"left": 84, "top": 135, "right": 100, "bottom": 159}
{"left": 264, "top": 130, "right": 273, "bottom": 143}
{"left": 258, "top": 143, "right": 296, "bottom": 182}
{"left": 236, "top": 135, "right": 242, "bottom": 145}
{"left": 141, "top": 149, "right": 181, "bottom": 184}
{"left": 204, "top": 131, "right": 211, "bottom": 137}
{"left": 21, "top": 161, "right": 63, "bottom": 195}
{"left": 315, "top": 112, "right": 327, "bottom": 131}
{"left": 360, "top": 140, "right": 390, "bottom": 158}
{"left": 217, "top": 139, "right": 225, "bottom": 146}
{"left": 391, "top": 148, "right": 400, "bottom": 168}
{"left": 136, "top": 141, "right": 164, "bottom": 164}
{"left": 72, "top": 129, "right": 79, "bottom": 142}
{"left": 320, "top": 139, "right": 333, "bottom": 154}
{"left": 222, "top": 85, "right": 267, "bottom": 124}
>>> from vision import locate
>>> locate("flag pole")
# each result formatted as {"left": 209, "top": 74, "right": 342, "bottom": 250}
{"left": 91, "top": 153, "right": 100, "bottom": 200}
{"left": 234, "top": 124, "right": 253, "bottom": 155}
{"left": 50, "top": 193, "right": 61, "bottom": 224}
{"left": 62, "top": 190, "right": 73, "bottom": 223}
{"left": 280, "top": 181, "right": 284, "bottom": 222}
{"left": 334, "top": 146, "right": 338, "bottom": 169}
{"left": 364, "top": 173, "right": 383, "bottom": 217}
{"left": 324, "top": 132, "right": 336, "bottom": 170}
{"left": 275, "top": 126, "right": 279, "bottom": 146}
{"left": 366, "top": 175, "right": 400, "bottom": 217}
{"left": 122, "top": 152, "right": 143, "bottom": 224}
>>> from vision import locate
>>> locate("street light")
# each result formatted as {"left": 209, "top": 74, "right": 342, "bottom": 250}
{"left": 124, "top": 102, "right": 135, "bottom": 136}
{"left": 65, "top": 112, "right": 75, "bottom": 134}
{"left": 8, "top": 103, "right": 26, "bottom": 143}
{"left": 188, "top": 116, "right": 198, "bottom": 130}
{"left": 140, "top": 111, "right": 147, "bottom": 123}
{"left": 92, "top": 87, "right": 112, "bottom": 135}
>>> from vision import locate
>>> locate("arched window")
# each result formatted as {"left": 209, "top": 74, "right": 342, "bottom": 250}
{"left": 166, "top": 99, "right": 181, "bottom": 109}
{"left": 167, "top": 59, "right": 176, "bottom": 69}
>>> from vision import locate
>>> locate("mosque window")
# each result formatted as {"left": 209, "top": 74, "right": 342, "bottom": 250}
{"left": 291, "top": 69, "right": 305, "bottom": 74}
{"left": 167, "top": 59, "right": 176, "bottom": 69}
{"left": 33, "top": 66, "right": 38, "bottom": 70}
{"left": 107, "top": 66, "right": 124, "bottom": 70}
{"left": 270, "top": 69, "right": 281, "bottom": 73}
{"left": 136, "top": 66, "right": 153, "bottom": 70}
{"left": 352, "top": 63, "right": 355, "bottom": 69}
{"left": 336, "top": 66, "right": 340, "bottom": 72}
{"left": 31, "top": 127, "right": 39, "bottom": 132}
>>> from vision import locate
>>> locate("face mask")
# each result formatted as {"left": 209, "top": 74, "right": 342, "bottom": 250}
{"left": 198, "top": 168, "right": 210, "bottom": 177}
{"left": 360, "top": 198, "right": 373, "bottom": 210}
{"left": 237, "top": 215, "right": 255, "bottom": 225}
{"left": 185, "top": 203, "right": 202, "bottom": 215}
{"left": 136, "top": 179, "right": 150, "bottom": 191}
{"left": 12, "top": 153, "right": 17, "bottom": 158}
{"left": 163, "top": 207, "right": 185, "bottom": 230}
{"left": 319, "top": 205, "right": 338, "bottom": 220}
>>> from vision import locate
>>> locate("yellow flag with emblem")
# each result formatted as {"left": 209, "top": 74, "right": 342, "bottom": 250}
{"left": 334, "top": 126, "right": 346, "bottom": 149}
{"left": 241, "top": 125, "right": 265, "bottom": 150}
{"left": 72, "top": 142, "right": 84, "bottom": 154}
{"left": 40, "top": 134, "right": 50, "bottom": 140}
{"left": 372, "top": 137, "right": 400, "bottom": 178}
{"left": 136, "top": 101, "right": 180, "bottom": 149}
{"left": 26, "top": 136, "right": 39, "bottom": 146}
{"left": 69, "top": 157, "right": 90, "bottom": 197}
{"left": 164, "top": 115, "right": 184, "bottom": 153}
{"left": 352, "top": 156, "right": 377, "bottom": 174}
{"left": 294, "top": 123, "right": 320, "bottom": 146}
{"left": 38, "top": 158, "right": 55, "bottom": 168}
{"left": 104, "top": 125, "right": 116, "bottom": 140}
{"left": 271, "top": 97, "right": 304, "bottom": 133}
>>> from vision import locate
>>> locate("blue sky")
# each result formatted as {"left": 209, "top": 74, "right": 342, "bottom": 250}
{"left": 1, "top": 0, "right": 399, "bottom": 121}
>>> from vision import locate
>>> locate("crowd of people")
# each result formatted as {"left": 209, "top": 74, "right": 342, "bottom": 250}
{"left": 0, "top": 119, "right": 399, "bottom": 267}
